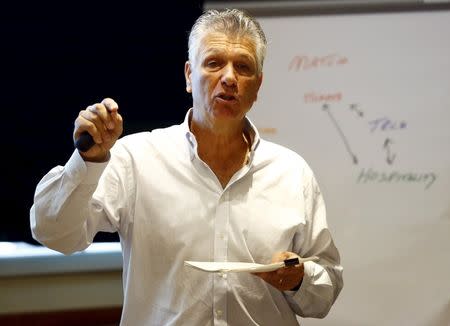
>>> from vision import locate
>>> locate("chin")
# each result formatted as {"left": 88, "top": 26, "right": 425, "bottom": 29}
{"left": 213, "top": 100, "right": 242, "bottom": 115}
{"left": 213, "top": 106, "right": 241, "bottom": 120}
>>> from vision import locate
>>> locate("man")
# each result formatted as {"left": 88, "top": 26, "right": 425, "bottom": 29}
{"left": 30, "top": 9, "right": 343, "bottom": 325}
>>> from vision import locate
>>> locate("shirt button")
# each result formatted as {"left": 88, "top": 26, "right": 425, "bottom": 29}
{"left": 216, "top": 309, "right": 223, "bottom": 317}
{"left": 221, "top": 273, "right": 227, "bottom": 279}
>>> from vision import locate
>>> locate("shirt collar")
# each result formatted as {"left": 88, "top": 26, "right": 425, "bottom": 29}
{"left": 182, "top": 108, "right": 261, "bottom": 162}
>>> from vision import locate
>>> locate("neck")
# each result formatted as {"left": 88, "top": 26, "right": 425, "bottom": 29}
{"left": 189, "top": 112, "right": 251, "bottom": 188}
{"left": 190, "top": 108, "right": 249, "bottom": 146}
{"left": 192, "top": 121, "right": 242, "bottom": 147}
{"left": 190, "top": 114, "right": 251, "bottom": 162}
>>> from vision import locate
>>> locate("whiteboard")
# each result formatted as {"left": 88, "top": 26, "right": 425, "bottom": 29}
{"left": 248, "top": 9, "right": 450, "bottom": 326}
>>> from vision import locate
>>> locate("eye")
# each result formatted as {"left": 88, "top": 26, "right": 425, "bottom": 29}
{"left": 206, "top": 60, "right": 220, "bottom": 69}
{"left": 236, "top": 63, "right": 249, "bottom": 70}
{"left": 236, "top": 62, "right": 254, "bottom": 75}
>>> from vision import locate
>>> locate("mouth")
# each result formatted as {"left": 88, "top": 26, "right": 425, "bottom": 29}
{"left": 216, "top": 93, "right": 238, "bottom": 103}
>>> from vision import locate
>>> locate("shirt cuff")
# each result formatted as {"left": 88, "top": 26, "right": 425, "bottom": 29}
{"left": 284, "top": 261, "right": 315, "bottom": 298}
{"left": 64, "top": 150, "right": 109, "bottom": 185}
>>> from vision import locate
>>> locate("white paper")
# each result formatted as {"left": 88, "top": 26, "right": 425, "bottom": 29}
{"left": 184, "top": 256, "right": 319, "bottom": 273}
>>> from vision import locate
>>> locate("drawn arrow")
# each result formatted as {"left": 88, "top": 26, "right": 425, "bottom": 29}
{"left": 322, "top": 103, "right": 358, "bottom": 164}
{"left": 383, "top": 138, "right": 396, "bottom": 165}
{"left": 349, "top": 103, "right": 364, "bottom": 118}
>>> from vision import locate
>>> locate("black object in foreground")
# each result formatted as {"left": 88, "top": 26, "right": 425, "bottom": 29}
{"left": 74, "top": 132, "right": 95, "bottom": 152}
{"left": 284, "top": 258, "right": 300, "bottom": 267}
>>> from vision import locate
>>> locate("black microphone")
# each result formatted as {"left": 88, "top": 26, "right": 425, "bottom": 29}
{"left": 74, "top": 132, "right": 95, "bottom": 152}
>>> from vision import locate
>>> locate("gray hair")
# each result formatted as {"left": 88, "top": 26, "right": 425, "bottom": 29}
{"left": 188, "top": 8, "right": 267, "bottom": 74}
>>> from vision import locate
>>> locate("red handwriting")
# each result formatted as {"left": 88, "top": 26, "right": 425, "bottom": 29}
{"left": 304, "top": 91, "right": 342, "bottom": 103}
{"left": 258, "top": 127, "right": 277, "bottom": 134}
{"left": 289, "top": 54, "right": 348, "bottom": 71}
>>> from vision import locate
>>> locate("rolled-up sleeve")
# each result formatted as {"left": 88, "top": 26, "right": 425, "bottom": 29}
{"left": 30, "top": 149, "right": 120, "bottom": 255}
{"left": 284, "top": 168, "right": 344, "bottom": 318}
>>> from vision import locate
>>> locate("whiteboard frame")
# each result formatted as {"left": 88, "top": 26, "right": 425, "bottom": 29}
{"left": 205, "top": 0, "right": 450, "bottom": 16}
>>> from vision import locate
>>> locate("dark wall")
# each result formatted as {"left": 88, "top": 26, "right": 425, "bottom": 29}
{"left": 1, "top": 2, "right": 203, "bottom": 243}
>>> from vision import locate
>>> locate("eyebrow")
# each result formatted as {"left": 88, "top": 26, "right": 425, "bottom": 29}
{"left": 203, "top": 50, "right": 255, "bottom": 63}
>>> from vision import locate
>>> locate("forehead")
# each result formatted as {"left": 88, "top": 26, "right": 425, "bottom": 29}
{"left": 198, "top": 32, "right": 257, "bottom": 60}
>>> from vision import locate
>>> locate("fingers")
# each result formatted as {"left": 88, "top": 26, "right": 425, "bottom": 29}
{"left": 90, "top": 103, "right": 115, "bottom": 131}
{"left": 276, "top": 264, "right": 304, "bottom": 280}
{"left": 102, "top": 97, "right": 118, "bottom": 113}
{"left": 75, "top": 114, "right": 102, "bottom": 145}
{"left": 253, "top": 251, "right": 305, "bottom": 291}
{"left": 78, "top": 105, "right": 111, "bottom": 144}
{"left": 272, "top": 251, "right": 296, "bottom": 263}
{"left": 271, "top": 251, "right": 298, "bottom": 263}
{"left": 75, "top": 99, "right": 122, "bottom": 145}
{"left": 253, "top": 264, "right": 304, "bottom": 291}
{"left": 101, "top": 98, "right": 123, "bottom": 139}
{"left": 73, "top": 98, "right": 123, "bottom": 162}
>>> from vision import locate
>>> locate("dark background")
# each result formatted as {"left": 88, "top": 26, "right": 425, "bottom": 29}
{"left": 1, "top": 1, "right": 204, "bottom": 244}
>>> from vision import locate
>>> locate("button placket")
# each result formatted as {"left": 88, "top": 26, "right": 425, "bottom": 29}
{"left": 213, "top": 191, "right": 229, "bottom": 325}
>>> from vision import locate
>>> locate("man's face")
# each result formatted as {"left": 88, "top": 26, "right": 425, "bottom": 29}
{"left": 185, "top": 32, "right": 263, "bottom": 126}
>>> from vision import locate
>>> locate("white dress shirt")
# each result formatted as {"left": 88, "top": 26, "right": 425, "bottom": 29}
{"left": 30, "top": 109, "right": 343, "bottom": 325}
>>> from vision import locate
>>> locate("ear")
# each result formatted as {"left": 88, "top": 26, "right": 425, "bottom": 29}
{"left": 184, "top": 61, "right": 192, "bottom": 93}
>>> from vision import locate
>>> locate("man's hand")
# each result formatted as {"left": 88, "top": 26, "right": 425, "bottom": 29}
{"left": 253, "top": 251, "right": 304, "bottom": 291}
{"left": 73, "top": 98, "right": 123, "bottom": 162}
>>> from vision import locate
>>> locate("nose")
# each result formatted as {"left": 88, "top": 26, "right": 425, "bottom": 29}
{"left": 221, "top": 63, "right": 237, "bottom": 88}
